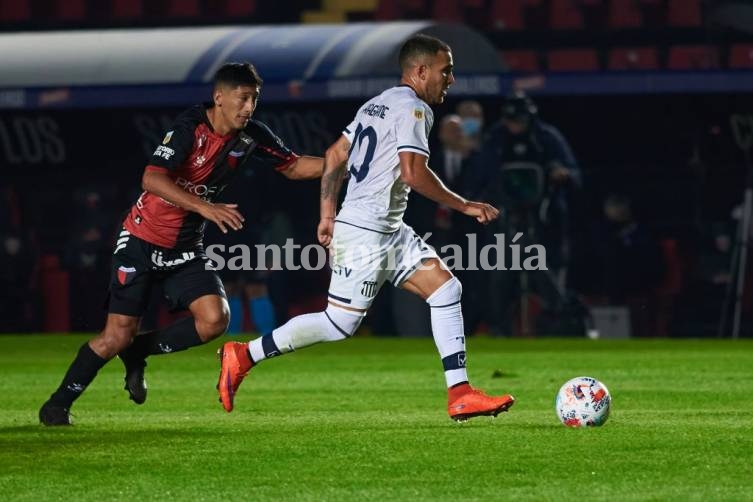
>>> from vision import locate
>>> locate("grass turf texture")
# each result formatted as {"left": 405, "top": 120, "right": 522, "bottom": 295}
{"left": 1, "top": 335, "right": 752, "bottom": 501}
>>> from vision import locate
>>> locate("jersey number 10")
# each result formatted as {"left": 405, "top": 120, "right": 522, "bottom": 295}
{"left": 348, "top": 122, "right": 377, "bottom": 183}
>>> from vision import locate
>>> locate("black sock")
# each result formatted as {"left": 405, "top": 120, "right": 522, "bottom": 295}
{"left": 48, "top": 343, "right": 108, "bottom": 408}
{"left": 125, "top": 317, "right": 204, "bottom": 359}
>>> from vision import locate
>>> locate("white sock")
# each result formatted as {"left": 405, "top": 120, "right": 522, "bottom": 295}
{"left": 426, "top": 277, "right": 468, "bottom": 387}
{"left": 248, "top": 306, "right": 364, "bottom": 363}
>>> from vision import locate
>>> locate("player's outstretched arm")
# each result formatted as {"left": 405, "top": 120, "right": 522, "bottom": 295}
{"left": 317, "top": 136, "right": 350, "bottom": 246}
{"left": 142, "top": 169, "right": 244, "bottom": 234}
{"left": 282, "top": 156, "right": 325, "bottom": 180}
{"left": 398, "top": 151, "right": 499, "bottom": 225}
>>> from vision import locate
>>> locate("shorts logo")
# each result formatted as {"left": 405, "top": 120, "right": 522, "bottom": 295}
{"left": 360, "top": 280, "right": 377, "bottom": 298}
{"left": 117, "top": 266, "right": 137, "bottom": 285}
{"left": 162, "top": 130, "right": 174, "bottom": 144}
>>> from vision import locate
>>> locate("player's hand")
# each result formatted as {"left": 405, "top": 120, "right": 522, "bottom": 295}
{"left": 199, "top": 203, "right": 244, "bottom": 234}
{"left": 317, "top": 217, "right": 335, "bottom": 247}
{"left": 462, "top": 201, "right": 500, "bottom": 225}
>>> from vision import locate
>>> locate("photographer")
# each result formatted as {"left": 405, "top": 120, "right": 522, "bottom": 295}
{"left": 474, "top": 91, "right": 584, "bottom": 336}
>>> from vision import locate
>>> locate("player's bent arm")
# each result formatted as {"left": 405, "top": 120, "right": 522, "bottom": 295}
{"left": 317, "top": 135, "right": 350, "bottom": 247}
{"left": 398, "top": 151, "right": 468, "bottom": 212}
{"left": 320, "top": 136, "right": 351, "bottom": 218}
{"left": 399, "top": 152, "right": 500, "bottom": 225}
{"left": 142, "top": 169, "right": 244, "bottom": 232}
{"left": 142, "top": 169, "right": 211, "bottom": 214}
{"left": 282, "top": 156, "right": 325, "bottom": 180}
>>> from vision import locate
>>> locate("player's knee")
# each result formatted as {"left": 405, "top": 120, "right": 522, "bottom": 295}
{"left": 323, "top": 306, "right": 365, "bottom": 340}
{"left": 98, "top": 317, "right": 138, "bottom": 356}
{"left": 426, "top": 276, "right": 462, "bottom": 306}
{"left": 196, "top": 306, "right": 230, "bottom": 340}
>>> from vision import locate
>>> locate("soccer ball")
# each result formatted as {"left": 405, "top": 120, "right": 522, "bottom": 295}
{"left": 555, "top": 376, "right": 611, "bottom": 427}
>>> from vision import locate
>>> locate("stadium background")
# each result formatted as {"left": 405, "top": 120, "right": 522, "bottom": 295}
{"left": 1, "top": 0, "right": 751, "bottom": 339}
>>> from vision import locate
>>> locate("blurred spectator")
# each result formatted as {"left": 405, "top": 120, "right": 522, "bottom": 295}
{"left": 580, "top": 194, "right": 666, "bottom": 336}
{"left": 211, "top": 166, "right": 294, "bottom": 335}
{"left": 64, "top": 188, "right": 113, "bottom": 331}
{"left": 456, "top": 100, "right": 485, "bottom": 152}
{"left": 407, "top": 114, "right": 474, "bottom": 247}
{"left": 0, "top": 185, "right": 40, "bottom": 332}
{"left": 595, "top": 194, "right": 666, "bottom": 302}
{"left": 473, "top": 91, "right": 586, "bottom": 336}
{"left": 0, "top": 230, "right": 39, "bottom": 332}
{"left": 697, "top": 222, "right": 732, "bottom": 291}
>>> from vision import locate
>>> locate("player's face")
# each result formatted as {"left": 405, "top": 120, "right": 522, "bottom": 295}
{"left": 425, "top": 50, "right": 455, "bottom": 105}
{"left": 218, "top": 85, "right": 259, "bottom": 130}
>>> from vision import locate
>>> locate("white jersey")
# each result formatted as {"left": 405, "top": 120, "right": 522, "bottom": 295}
{"left": 336, "top": 85, "right": 434, "bottom": 233}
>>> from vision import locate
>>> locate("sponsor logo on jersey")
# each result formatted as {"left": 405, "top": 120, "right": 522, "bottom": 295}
{"left": 414, "top": 107, "right": 424, "bottom": 120}
{"left": 151, "top": 250, "right": 196, "bottom": 269}
{"left": 153, "top": 145, "right": 175, "bottom": 160}
{"left": 162, "top": 130, "right": 174, "bottom": 144}
{"left": 117, "top": 266, "right": 137, "bottom": 285}
{"left": 175, "top": 177, "right": 218, "bottom": 199}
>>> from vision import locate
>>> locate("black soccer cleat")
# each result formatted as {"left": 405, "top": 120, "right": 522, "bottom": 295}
{"left": 119, "top": 352, "right": 148, "bottom": 405}
{"left": 39, "top": 401, "right": 72, "bottom": 426}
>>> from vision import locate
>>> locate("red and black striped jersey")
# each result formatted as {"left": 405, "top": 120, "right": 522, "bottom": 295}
{"left": 123, "top": 104, "right": 298, "bottom": 249}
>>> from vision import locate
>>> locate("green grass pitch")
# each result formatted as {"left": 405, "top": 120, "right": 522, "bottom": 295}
{"left": 1, "top": 335, "right": 752, "bottom": 500}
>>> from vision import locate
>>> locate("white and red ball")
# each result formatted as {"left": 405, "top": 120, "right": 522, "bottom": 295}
{"left": 555, "top": 376, "right": 611, "bottom": 427}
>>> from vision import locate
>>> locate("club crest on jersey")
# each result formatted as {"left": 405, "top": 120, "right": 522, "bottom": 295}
{"left": 361, "top": 280, "right": 377, "bottom": 298}
{"left": 117, "top": 266, "right": 137, "bottom": 285}
{"left": 227, "top": 150, "right": 245, "bottom": 169}
{"left": 162, "top": 130, "right": 174, "bottom": 144}
{"left": 413, "top": 108, "right": 424, "bottom": 120}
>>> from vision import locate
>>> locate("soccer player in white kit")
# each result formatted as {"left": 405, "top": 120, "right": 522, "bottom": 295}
{"left": 218, "top": 34, "right": 515, "bottom": 421}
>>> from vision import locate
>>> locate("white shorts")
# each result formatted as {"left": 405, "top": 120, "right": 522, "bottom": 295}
{"left": 327, "top": 220, "right": 439, "bottom": 309}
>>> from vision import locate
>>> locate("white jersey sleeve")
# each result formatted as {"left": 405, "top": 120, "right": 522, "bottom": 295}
{"left": 395, "top": 102, "right": 432, "bottom": 159}
{"left": 342, "top": 118, "right": 358, "bottom": 144}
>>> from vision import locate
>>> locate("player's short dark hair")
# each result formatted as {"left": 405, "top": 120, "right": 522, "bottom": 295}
{"left": 398, "top": 34, "right": 451, "bottom": 71}
{"left": 213, "top": 62, "right": 263, "bottom": 90}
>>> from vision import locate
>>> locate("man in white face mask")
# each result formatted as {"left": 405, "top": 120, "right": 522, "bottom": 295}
{"left": 456, "top": 100, "right": 484, "bottom": 151}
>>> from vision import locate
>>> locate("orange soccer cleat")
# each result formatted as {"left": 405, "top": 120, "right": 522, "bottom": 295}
{"left": 448, "top": 387, "right": 515, "bottom": 422}
{"left": 217, "top": 342, "right": 254, "bottom": 412}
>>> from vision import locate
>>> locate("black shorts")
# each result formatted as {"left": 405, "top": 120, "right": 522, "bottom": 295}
{"left": 107, "top": 228, "right": 226, "bottom": 317}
